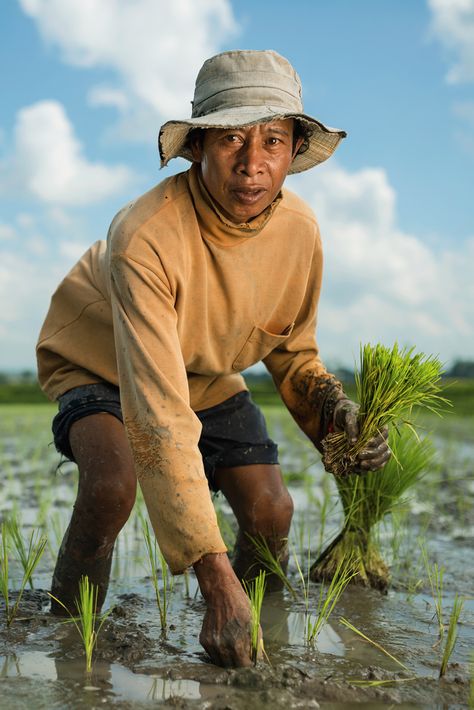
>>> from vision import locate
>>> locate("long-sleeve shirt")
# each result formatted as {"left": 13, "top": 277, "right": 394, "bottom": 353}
{"left": 37, "top": 163, "right": 337, "bottom": 573}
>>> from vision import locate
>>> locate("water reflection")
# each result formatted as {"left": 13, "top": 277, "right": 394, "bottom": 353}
{"left": 0, "top": 651, "right": 203, "bottom": 702}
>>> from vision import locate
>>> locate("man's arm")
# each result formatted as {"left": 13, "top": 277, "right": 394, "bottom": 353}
{"left": 263, "top": 229, "right": 389, "bottom": 470}
{"left": 109, "top": 249, "right": 254, "bottom": 665}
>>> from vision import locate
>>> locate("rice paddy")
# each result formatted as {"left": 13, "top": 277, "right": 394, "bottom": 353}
{"left": 0, "top": 388, "right": 473, "bottom": 708}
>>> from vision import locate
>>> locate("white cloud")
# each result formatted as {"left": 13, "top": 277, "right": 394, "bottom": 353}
{"left": 16, "top": 213, "right": 36, "bottom": 229}
{"left": 0, "top": 216, "right": 95, "bottom": 368}
{"left": 0, "top": 224, "right": 15, "bottom": 241}
{"left": 428, "top": 0, "right": 474, "bottom": 83}
{"left": 19, "top": 0, "right": 238, "bottom": 133}
{"left": 88, "top": 86, "right": 129, "bottom": 112}
{"left": 287, "top": 163, "right": 474, "bottom": 366}
{"left": 3, "top": 100, "right": 134, "bottom": 205}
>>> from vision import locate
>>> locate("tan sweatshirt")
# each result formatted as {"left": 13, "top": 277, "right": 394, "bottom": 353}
{"left": 37, "top": 164, "right": 337, "bottom": 573}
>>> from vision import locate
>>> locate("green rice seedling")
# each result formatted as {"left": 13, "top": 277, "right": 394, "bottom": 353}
{"left": 182, "top": 569, "right": 191, "bottom": 599}
{"left": 49, "top": 575, "right": 111, "bottom": 673}
{"left": 339, "top": 617, "right": 409, "bottom": 671}
{"left": 0, "top": 522, "right": 47, "bottom": 626}
{"left": 439, "top": 594, "right": 464, "bottom": 678}
{"left": 322, "top": 343, "right": 447, "bottom": 478}
{"left": 316, "top": 475, "right": 334, "bottom": 554}
{"left": 142, "top": 518, "right": 173, "bottom": 636}
{"left": 311, "top": 430, "right": 435, "bottom": 591}
{"left": 46, "top": 511, "right": 65, "bottom": 560}
{"left": 247, "top": 532, "right": 297, "bottom": 599}
{"left": 243, "top": 570, "right": 267, "bottom": 664}
{"left": 305, "top": 558, "right": 355, "bottom": 646}
{"left": 420, "top": 544, "right": 444, "bottom": 643}
{"left": 0, "top": 522, "right": 11, "bottom": 622}
{"left": 349, "top": 677, "right": 418, "bottom": 688}
{"left": 292, "top": 534, "right": 312, "bottom": 614}
{"left": 293, "top": 541, "right": 354, "bottom": 647}
{"left": 7, "top": 516, "right": 41, "bottom": 590}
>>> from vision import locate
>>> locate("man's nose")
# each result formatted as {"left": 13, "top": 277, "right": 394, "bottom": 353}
{"left": 235, "top": 141, "right": 265, "bottom": 176}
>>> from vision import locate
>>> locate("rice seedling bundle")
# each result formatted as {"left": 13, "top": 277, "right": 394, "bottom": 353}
{"left": 322, "top": 343, "right": 446, "bottom": 478}
{"left": 311, "top": 343, "right": 447, "bottom": 591}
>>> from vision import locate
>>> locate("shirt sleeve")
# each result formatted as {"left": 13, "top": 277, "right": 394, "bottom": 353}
{"left": 110, "top": 250, "right": 227, "bottom": 573}
{"left": 263, "top": 227, "right": 344, "bottom": 451}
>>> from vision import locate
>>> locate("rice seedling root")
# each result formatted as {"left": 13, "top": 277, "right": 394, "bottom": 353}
{"left": 310, "top": 529, "right": 389, "bottom": 592}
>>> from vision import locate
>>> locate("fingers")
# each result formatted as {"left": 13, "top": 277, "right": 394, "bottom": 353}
{"left": 343, "top": 410, "right": 359, "bottom": 444}
{"left": 356, "top": 427, "right": 391, "bottom": 472}
{"left": 333, "top": 399, "right": 360, "bottom": 443}
{"left": 199, "top": 613, "right": 253, "bottom": 667}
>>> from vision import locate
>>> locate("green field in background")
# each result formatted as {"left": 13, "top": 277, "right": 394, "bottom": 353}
{"left": 1, "top": 377, "right": 471, "bottom": 417}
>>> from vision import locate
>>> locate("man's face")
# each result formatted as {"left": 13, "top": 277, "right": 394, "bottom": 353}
{"left": 191, "top": 119, "right": 303, "bottom": 224}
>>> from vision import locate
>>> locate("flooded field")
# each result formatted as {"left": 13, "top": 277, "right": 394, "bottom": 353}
{"left": 0, "top": 402, "right": 473, "bottom": 709}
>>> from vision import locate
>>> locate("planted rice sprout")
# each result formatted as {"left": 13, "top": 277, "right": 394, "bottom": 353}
{"left": 0, "top": 521, "right": 47, "bottom": 626}
{"left": 49, "top": 575, "right": 111, "bottom": 673}
{"left": 439, "top": 594, "right": 464, "bottom": 678}
{"left": 302, "top": 556, "right": 355, "bottom": 646}
{"left": 247, "top": 533, "right": 297, "bottom": 599}
{"left": 142, "top": 518, "right": 173, "bottom": 636}
{"left": 420, "top": 544, "right": 445, "bottom": 643}
{"left": 243, "top": 570, "right": 267, "bottom": 664}
{"left": 0, "top": 522, "right": 11, "bottom": 623}
{"left": 8, "top": 516, "right": 40, "bottom": 590}
{"left": 311, "top": 343, "right": 446, "bottom": 591}
{"left": 292, "top": 539, "right": 355, "bottom": 646}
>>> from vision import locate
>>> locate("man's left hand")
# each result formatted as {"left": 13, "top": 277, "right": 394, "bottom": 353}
{"left": 333, "top": 399, "right": 391, "bottom": 472}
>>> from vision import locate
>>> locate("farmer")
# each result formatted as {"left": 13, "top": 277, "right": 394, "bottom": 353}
{"left": 36, "top": 49, "right": 390, "bottom": 667}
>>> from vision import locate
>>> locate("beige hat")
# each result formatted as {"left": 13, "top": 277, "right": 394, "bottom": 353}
{"left": 159, "top": 49, "right": 346, "bottom": 174}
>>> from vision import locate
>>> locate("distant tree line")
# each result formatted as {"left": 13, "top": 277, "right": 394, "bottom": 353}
{"left": 1, "top": 359, "right": 474, "bottom": 387}
{"left": 0, "top": 360, "right": 473, "bottom": 405}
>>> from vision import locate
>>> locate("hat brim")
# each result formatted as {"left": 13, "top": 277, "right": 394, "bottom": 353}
{"left": 158, "top": 105, "right": 346, "bottom": 174}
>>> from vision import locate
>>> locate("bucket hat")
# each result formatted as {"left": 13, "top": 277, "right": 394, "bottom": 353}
{"left": 159, "top": 49, "right": 346, "bottom": 174}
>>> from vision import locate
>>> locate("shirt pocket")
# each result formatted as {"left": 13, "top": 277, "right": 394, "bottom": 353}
{"left": 232, "top": 323, "right": 295, "bottom": 372}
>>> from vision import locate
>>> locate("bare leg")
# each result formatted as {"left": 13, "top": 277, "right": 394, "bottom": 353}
{"left": 51, "top": 413, "right": 136, "bottom": 614}
{"left": 214, "top": 464, "right": 293, "bottom": 590}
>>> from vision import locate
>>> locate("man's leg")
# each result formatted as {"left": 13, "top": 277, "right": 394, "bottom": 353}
{"left": 214, "top": 463, "right": 293, "bottom": 589}
{"left": 51, "top": 412, "right": 136, "bottom": 614}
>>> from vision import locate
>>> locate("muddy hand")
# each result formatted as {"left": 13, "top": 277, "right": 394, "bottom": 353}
{"left": 193, "top": 552, "right": 254, "bottom": 667}
{"left": 333, "top": 399, "right": 391, "bottom": 472}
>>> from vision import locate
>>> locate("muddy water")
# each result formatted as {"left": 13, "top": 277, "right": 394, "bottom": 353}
{"left": 0, "top": 404, "right": 473, "bottom": 709}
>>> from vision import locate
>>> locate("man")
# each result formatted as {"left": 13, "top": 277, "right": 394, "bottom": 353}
{"left": 37, "top": 49, "right": 390, "bottom": 667}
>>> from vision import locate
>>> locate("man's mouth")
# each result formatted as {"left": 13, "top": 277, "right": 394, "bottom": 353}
{"left": 230, "top": 187, "right": 266, "bottom": 205}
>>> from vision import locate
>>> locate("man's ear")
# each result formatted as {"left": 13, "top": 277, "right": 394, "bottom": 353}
{"left": 292, "top": 136, "right": 305, "bottom": 160}
{"left": 190, "top": 135, "right": 203, "bottom": 162}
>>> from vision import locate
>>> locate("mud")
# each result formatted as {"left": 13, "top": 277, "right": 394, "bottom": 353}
{"left": 0, "top": 405, "right": 473, "bottom": 708}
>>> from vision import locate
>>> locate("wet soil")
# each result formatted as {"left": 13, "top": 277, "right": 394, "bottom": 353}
{"left": 0, "top": 405, "right": 473, "bottom": 708}
{"left": 1, "top": 587, "right": 471, "bottom": 709}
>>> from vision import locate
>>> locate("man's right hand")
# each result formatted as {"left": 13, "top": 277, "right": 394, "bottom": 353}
{"left": 193, "top": 552, "right": 257, "bottom": 667}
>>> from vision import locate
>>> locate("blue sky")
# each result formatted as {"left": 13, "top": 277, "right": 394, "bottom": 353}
{"left": 1, "top": 0, "right": 473, "bottom": 371}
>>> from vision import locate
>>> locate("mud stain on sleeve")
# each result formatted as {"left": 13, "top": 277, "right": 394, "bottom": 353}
{"left": 125, "top": 416, "right": 172, "bottom": 481}
{"left": 285, "top": 371, "right": 345, "bottom": 450}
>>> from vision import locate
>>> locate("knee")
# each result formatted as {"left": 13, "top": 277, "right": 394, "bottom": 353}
{"left": 77, "top": 473, "right": 136, "bottom": 532}
{"left": 245, "top": 487, "right": 294, "bottom": 536}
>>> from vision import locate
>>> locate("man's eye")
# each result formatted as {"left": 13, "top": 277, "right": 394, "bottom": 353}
{"left": 267, "top": 137, "right": 281, "bottom": 145}
{"left": 224, "top": 134, "right": 240, "bottom": 143}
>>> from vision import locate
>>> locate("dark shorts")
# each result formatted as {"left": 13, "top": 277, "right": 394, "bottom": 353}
{"left": 52, "top": 383, "right": 278, "bottom": 491}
